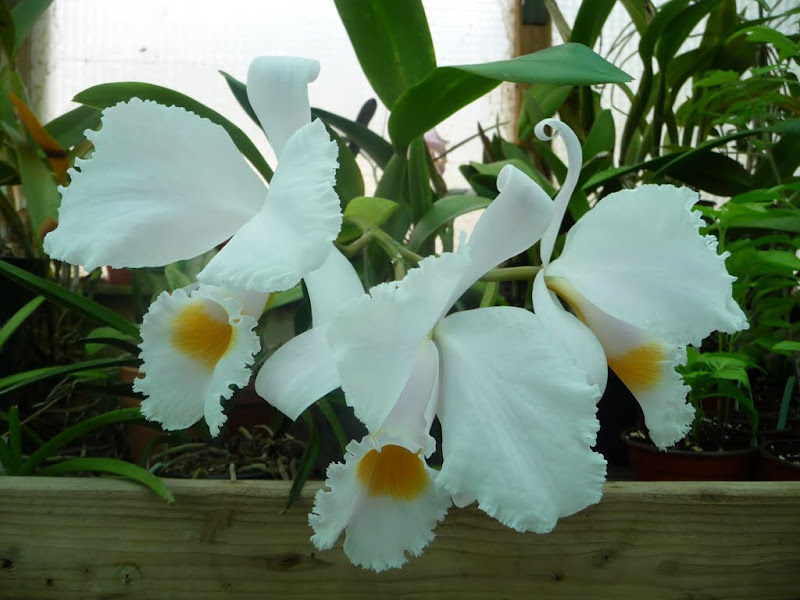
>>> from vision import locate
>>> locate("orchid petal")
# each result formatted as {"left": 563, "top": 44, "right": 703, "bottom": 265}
{"left": 135, "top": 285, "right": 260, "bottom": 437}
{"left": 546, "top": 184, "right": 748, "bottom": 346}
{"left": 546, "top": 278, "right": 695, "bottom": 449}
{"left": 44, "top": 99, "right": 265, "bottom": 271}
{"left": 433, "top": 307, "right": 606, "bottom": 533}
{"left": 310, "top": 436, "right": 450, "bottom": 572}
{"left": 328, "top": 252, "right": 468, "bottom": 433}
{"left": 532, "top": 271, "right": 608, "bottom": 393}
{"left": 197, "top": 119, "right": 341, "bottom": 293}
{"left": 247, "top": 56, "right": 320, "bottom": 159}
{"left": 255, "top": 326, "right": 339, "bottom": 420}
{"left": 449, "top": 165, "right": 553, "bottom": 305}
{"left": 305, "top": 246, "right": 364, "bottom": 328}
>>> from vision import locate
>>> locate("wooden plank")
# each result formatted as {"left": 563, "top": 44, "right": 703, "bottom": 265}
{"left": 1, "top": 478, "right": 799, "bottom": 599}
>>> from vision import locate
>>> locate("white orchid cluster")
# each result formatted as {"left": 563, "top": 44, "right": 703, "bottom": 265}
{"left": 44, "top": 57, "right": 748, "bottom": 571}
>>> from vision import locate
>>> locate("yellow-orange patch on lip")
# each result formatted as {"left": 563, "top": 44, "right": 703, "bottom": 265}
{"left": 170, "top": 301, "right": 234, "bottom": 371}
{"left": 608, "top": 342, "right": 666, "bottom": 392}
{"left": 356, "top": 444, "right": 428, "bottom": 501}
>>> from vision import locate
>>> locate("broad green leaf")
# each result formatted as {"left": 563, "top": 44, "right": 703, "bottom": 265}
{"left": 15, "top": 142, "right": 59, "bottom": 252}
{"left": 0, "top": 259, "right": 140, "bottom": 338}
{"left": 740, "top": 26, "right": 799, "bottom": 61}
{"left": 582, "top": 109, "right": 615, "bottom": 161}
{"left": 312, "top": 107, "right": 393, "bottom": 169}
{"left": 0, "top": 295, "right": 44, "bottom": 351}
{"left": 44, "top": 105, "right": 102, "bottom": 149}
{"left": 409, "top": 195, "right": 492, "bottom": 252}
{"left": 20, "top": 407, "right": 144, "bottom": 474}
{"left": 0, "top": 356, "right": 138, "bottom": 396}
{"left": 772, "top": 341, "right": 800, "bottom": 354}
{"left": 570, "top": 0, "right": 616, "bottom": 47}
{"left": 338, "top": 196, "right": 399, "bottom": 243}
{"left": 664, "top": 150, "right": 753, "bottom": 196}
{"left": 334, "top": 0, "right": 436, "bottom": 109}
{"left": 73, "top": 82, "right": 274, "bottom": 182}
{"left": 374, "top": 153, "right": 408, "bottom": 203}
{"left": 37, "top": 457, "right": 175, "bottom": 503}
{"left": 755, "top": 250, "right": 800, "bottom": 271}
{"left": 10, "top": 0, "right": 52, "bottom": 52}
{"left": 389, "top": 44, "right": 631, "bottom": 151}
{"left": 518, "top": 84, "right": 573, "bottom": 139}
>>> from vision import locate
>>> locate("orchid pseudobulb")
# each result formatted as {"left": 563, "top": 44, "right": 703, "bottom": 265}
{"left": 44, "top": 57, "right": 341, "bottom": 436}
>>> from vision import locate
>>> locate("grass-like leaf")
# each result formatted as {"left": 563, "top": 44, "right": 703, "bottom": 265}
{"left": 0, "top": 259, "right": 140, "bottom": 339}
{"left": 0, "top": 295, "right": 44, "bottom": 351}
{"left": 37, "top": 457, "right": 175, "bottom": 504}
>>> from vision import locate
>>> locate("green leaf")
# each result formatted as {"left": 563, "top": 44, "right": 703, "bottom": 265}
{"left": 740, "top": 25, "right": 799, "bottom": 61}
{"left": 37, "top": 457, "right": 175, "bottom": 504}
{"left": 73, "top": 82, "right": 273, "bottom": 182}
{"left": 15, "top": 142, "right": 59, "bottom": 252}
{"left": 409, "top": 195, "right": 492, "bottom": 252}
{"left": 389, "top": 44, "right": 631, "bottom": 151}
{"left": 755, "top": 250, "right": 800, "bottom": 271}
{"left": 407, "top": 137, "right": 433, "bottom": 223}
{"left": 286, "top": 409, "right": 321, "bottom": 509}
{"left": 0, "top": 435, "right": 16, "bottom": 474}
{"left": 43, "top": 105, "right": 102, "bottom": 149}
{"left": 0, "top": 294, "right": 44, "bottom": 351}
{"left": 582, "top": 109, "right": 615, "bottom": 161}
{"left": 570, "top": 0, "right": 616, "bottom": 47}
{"left": 338, "top": 196, "right": 398, "bottom": 243}
{"left": 317, "top": 398, "right": 348, "bottom": 452}
{"left": 0, "top": 259, "right": 140, "bottom": 338}
{"left": 163, "top": 263, "right": 193, "bottom": 292}
{"left": 10, "top": 0, "right": 52, "bottom": 52}
{"left": 82, "top": 326, "right": 141, "bottom": 357}
{"left": 334, "top": 0, "right": 436, "bottom": 109}
{"left": 0, "top": 356, "right": 138, "bottom": 397}
{"left": 20, "top": 407, "right": 144, "bottom": 474}
{"left": 771, "top": 341, "right": 800, "bottom": 354}
{"left": 311, "top": 107, "right": 393, "bottom": 169}
{"left": 326, "top": 126, "right": 364, "bottom": 205}
{"left": 219, "top": 70, "right": 258, "bottom": 124}
{"left": 664, "top": 150, "right": 753, "bottom": 196}
{"left": 267, "top": 286, "right": 304, "bottom": 311}
{"left": 0, "top": 1, "right": 15, "bottom": 59}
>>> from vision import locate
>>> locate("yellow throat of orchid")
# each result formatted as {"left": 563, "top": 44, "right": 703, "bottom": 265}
{"left": 170, "top": 301, "right": 235, "bottom": 371}
{"left": 356, "top": 444, "right": 428, "bottom": 501}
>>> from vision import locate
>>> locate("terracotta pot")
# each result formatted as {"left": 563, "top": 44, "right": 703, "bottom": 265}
{"left": 758, "top": 440, "right": 800, "bottom": 481}
{"left": 623, "top": 430, "right": 757, "bottom": 481}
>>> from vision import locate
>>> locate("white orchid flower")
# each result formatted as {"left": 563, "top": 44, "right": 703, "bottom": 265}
{"left": 530, "top": 119, "right": 749, "bottom": 450}
{"left": 44, "top": 56, "right": 341, "bottom": 295}
{"left": 257, "top": 245, "right": 452, "bottom": 571}
{"left": 135, "top": 285, "right": 265, "bottom": 437}
{"left": 43, "top": 57, "right": 342, "bottom": 435}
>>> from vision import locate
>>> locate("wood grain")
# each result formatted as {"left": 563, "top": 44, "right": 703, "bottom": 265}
{"left": 1, "top": 478, "right": 798, "bottom": 599}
